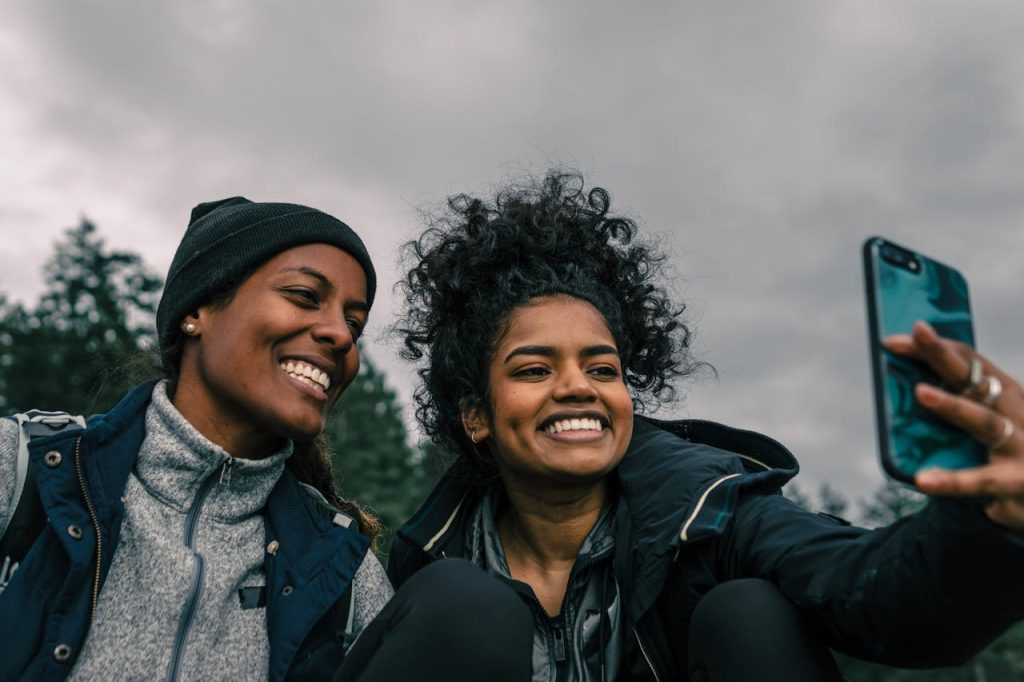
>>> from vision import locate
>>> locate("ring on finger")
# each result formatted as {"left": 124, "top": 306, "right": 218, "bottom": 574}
{"left": 978, "top": 375, "right": 1003, "bottom": 407}
{"left": 959, "top": 356, "right": 985, "bottom": 395}
{"left": 991, "top": 416, "right": 1015, "bottom": 450}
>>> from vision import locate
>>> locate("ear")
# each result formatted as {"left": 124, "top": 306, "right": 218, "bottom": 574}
{"left": 460, "top": 397, "right": 491, "bottom": 444}
{"left": 180, "top": 311, "right": 202, "bottom": 338}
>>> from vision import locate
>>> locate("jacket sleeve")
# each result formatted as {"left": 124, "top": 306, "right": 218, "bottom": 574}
{"left": 0, "top": 418, "right": 19, "bottom": 531}
{"left": 720, "top": 493, "right": 1024, "bottom": 667}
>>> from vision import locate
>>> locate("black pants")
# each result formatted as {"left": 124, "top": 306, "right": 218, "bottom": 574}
{"left": 337, "top": 569, "right": 838, "bottom": 682}
{"left": 689, "top": 579, "right": 843, "bottom": 682}
{"left": 333, "top": 559, "right": 533, "bottom": 682}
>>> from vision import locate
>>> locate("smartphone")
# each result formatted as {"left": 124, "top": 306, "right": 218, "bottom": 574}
{"left": 863, "top": 237, "right": 986, "bottom": 485}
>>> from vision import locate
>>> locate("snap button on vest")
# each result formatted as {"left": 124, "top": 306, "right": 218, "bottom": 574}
{"left": 53, "top": 644, "right": 72, "bottom": 662}
{"left": 281, "top": 585, "right": 294, "bottom": 596}
{"left": 44, "top": 451, "right": 62, "bottom": 467}
{"left": 67, "top": 525, "right": 83, "bottom": 540}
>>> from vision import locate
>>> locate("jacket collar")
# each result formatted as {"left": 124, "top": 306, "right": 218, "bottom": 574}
{"left": 53, "top": 381, "right": 157, "bottom": 532}
{"left": 399, "top": 416, "right": 798, "bottom": 554}
{"left": 396, "top": 415, "right": 799, "bottom": 624}
{"left": 30, "top": 379, "right": 370, "bottom": 581}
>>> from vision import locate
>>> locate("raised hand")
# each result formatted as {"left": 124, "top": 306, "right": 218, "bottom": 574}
{"left": 884, "top": 321, "right": 1024, "bottom": 531}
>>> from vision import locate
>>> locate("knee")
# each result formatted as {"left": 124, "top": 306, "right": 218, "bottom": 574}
{"left": 689, "top": 579, "right": 841, "bottom": 682}
{"left": 335, "top": 560, "right": 533, "bottom": 682}
{"left": 692, "top": 578, "right": 793, "bottom": 637}
{"left": 393, "top": 559, "right": 531, "bottom": 634}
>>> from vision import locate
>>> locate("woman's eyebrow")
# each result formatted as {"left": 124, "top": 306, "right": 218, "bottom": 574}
{"left": 284, "top": 266, "right": 331, "bottom": 287}
{"left": 504, "top": 344, "right": 619, "bottom": 363}
{"left": 283, "top": 266, "right": 369, "bottom": 311}
{"left": 580, "top": 344, "right": 619, "bottom": 358}
{"left": 504, "top": 345, "right": 554, "bottom": 363}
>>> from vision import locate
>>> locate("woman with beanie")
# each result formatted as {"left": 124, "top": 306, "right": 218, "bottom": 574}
{"left": 389, "top": 170, "right": 1024, "bottom": 681}
{"left": 0, "top": 197, "right": 532, "bottom": 681}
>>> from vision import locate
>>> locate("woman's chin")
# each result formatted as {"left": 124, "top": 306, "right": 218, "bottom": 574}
{"left": 276, "top": 412, "right": 327, "bottom": 444}
{"left": 528, "top": 462, "right": 617, "bottom": 489}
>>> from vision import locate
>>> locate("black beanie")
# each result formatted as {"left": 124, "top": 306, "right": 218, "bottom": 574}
{"left": 156, "top": 197, "right": 377, "bottom": 353}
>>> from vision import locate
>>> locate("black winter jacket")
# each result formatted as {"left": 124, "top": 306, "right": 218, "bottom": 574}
{"left": 389, "top": 417, "right": 1024, "bottom": 681}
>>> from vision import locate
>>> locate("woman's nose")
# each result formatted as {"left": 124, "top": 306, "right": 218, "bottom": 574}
{"left": 552, "top": 365, "right": 597, "bottom": 401}
{"left": 312, "top": 310, "right": 355, "bottom": 352}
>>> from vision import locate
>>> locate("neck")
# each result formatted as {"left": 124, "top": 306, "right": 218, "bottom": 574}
{"left": 497, "top": 476, "right": 608, "bottom": 570}
{"left": 170, "top": 381, "right": 284, "bottom": 459}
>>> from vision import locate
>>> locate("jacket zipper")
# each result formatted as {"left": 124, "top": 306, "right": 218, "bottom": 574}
{"left": 73, "top": 437, "right": 102, "bottom": 626}
{"left": 633, "top": 629, "right": 662, "bottom": 682}
{"left": 551, "top": 618, "right": 568, "bottom": 682}
{"left": 500, "top": 551, "right": 613, "bottom": 681}
{"left": 166, "top": 461, "right": 226, "bottom": 682}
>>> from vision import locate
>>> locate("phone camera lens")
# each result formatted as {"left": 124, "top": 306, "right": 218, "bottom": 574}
{"left": 881, "top": 245, "right": 904, "bottom": 263}
{"left": 878, "top": 243, "right": 921, "bottom": 274}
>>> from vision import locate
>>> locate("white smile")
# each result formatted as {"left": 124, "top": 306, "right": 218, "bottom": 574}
{"left": 280, "top": 360, "right": 331, "bottom": 392}
{"left": 544, "top": 418, "right": 605, "bottom": 434}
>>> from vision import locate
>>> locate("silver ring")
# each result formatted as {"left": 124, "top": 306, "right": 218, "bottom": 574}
{"left": 991, "top": 417, "right": 1015, "bottom": 450}
{"left": 979, "top": 375, "right": 1003, "bottom": 407}
{"left": 960, "top": 356, "right": 985, "bottom": 395}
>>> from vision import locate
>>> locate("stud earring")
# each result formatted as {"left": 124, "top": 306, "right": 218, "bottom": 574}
{"left": 182, "top": 322, "right": 197, "bottom": 335}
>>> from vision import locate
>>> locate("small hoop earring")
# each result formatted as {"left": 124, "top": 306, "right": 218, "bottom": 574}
{"left": 469, "top": 429, "right": 478, "bottom": 444}
{"left": 182, "top": 322, "right": 197, "bottom": 335}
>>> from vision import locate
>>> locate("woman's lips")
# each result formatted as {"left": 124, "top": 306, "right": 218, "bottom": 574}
{"left": 282, "top": 371, "right": 328, "bottom": 402}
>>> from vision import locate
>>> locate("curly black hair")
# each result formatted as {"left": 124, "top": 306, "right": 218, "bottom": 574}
{"left": 396, "top": 170, "right": 704, "bottom": 483}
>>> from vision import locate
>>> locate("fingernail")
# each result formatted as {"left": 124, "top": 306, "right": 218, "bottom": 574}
{"left": 914, "top": 321, "right": 937, "bottom": 341}
{"left": 917, "top": 469, "right": 946, "bottom": 487}
{"left": 883, "top": 335, "right": 912, "bottom": 350}
{"left": 916, "top": 383, "right": 942, "bottom": 406}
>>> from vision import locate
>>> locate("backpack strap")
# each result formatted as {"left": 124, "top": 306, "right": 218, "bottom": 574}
{"left": 296, "top": 482, "right": 359, "bottom": 648}
{"left": 0, "top": 411, "right": 85, "bottom": 594}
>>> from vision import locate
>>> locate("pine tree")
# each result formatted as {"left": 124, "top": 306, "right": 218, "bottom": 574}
{"left": 324, "top": 357, "right": 438, "bottom": 553}
{"left": 858, "top": 479, "right": 927, "bottom": 528}
{"left": 0, "top": 219, "right": 161, "bottom": 414}
{"left": 817, "top": 482, "right": 850, "bottom": 519}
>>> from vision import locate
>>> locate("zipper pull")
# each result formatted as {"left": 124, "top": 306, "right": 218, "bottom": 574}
{"left": 552, "top": 622, "right": 566, "bottom": 662}
{"left": 0, "top": 555, "right": 16, "bottom": 593}
{"left": 219, "top": 459, "right": 233, "bottom": 486}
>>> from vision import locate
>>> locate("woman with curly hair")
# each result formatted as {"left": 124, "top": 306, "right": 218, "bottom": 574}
{"left": 390, "top": 170, "right": 1024, "bottom": 681}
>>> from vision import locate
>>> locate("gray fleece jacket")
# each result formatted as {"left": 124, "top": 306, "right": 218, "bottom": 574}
{"left": 0, "top": 381, "right": 393, "bottom": 680}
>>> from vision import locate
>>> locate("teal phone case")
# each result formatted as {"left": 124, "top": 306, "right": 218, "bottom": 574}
{"left": 863, "top": 237, "right": 986, "bottom": 484}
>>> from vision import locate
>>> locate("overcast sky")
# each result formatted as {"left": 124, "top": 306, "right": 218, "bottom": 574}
{"left": 2, "top": 1, "right": 1022, "bottom": 507}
